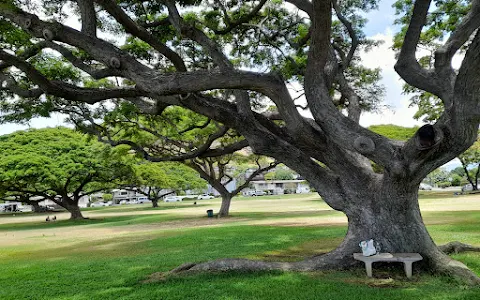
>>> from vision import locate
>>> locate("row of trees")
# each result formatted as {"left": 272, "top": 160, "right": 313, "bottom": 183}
{"left": 1, "top": 0, "right": 479, "bottom": 283}
{"left": 0, "top": 126, "right": 281, "bottom": 219}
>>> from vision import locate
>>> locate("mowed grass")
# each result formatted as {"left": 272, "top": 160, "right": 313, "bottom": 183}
{"left": 1, "top": 193, "right": 480, "bottom": 299}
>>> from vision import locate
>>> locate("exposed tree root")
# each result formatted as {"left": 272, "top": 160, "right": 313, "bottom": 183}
{"left": 439, "top": 241, "right": 480, "bottom": 254}
{"left": 169, "top": 247, "right": 357, "bottom": 275}
{"left": 166, "top": 243, "right": 480, "bottom": 286}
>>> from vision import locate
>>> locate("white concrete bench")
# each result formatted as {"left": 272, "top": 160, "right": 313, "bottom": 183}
{"left": 353, "top": 253, "right": 423, "bottom": 278}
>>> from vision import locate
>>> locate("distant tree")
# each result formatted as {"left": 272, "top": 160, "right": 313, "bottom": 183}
{"left": 102, "top": 193, "right": 113, "bottom": 202}
{"left": 450, "top": 167, "right": 466, "bottom": 178}
{"left": 264, "top": 165, "right": 297, "bottom": 180}
{"left": 0, "top": 193, "right": 46, "bottom": 213}
{"left": 186, "top": 155, "right": 277, "bottom": 217}
{"left": 458, "top": 138, "right": 480, "bottom": 190}
{"left": 67, "top": 103, "right": 277, "bottom": 217}
{"left": 125, "top": 162, "right": 206, "bottom": 207}
{"left": 450, "top": 174, "right": 463, "bottom": 187}
{"left": 0, "top": 128, "right": 133, "bottom": 219}
{"left": 425, "top": 168, "right": 450, "bottom": 187}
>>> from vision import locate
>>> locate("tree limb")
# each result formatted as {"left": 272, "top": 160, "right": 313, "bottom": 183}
{"left": 213, "top": 0, "right": 268, "bottom": 34}
{"left": 96, "top": 0, "right": 187, "bottom": 72}
{"left": 332, "top": 0, "right": 358, "bottom": 69}
{"left": 394, "top": 0, "right": 448, "bottom": 100}
{"left": 76, "top": 0, "right": 97, "bottom": 37}
{"left": 232, "top": 161, "right": 279, "bottom": 195}
{"left": 0, "top": 50, "right": 147, "bottom": 102}
{"left": 46, "top": 42, "right": 122, "bottom": 79}
{"left": 435, "top": 0, "right": 480, "bottom": 74}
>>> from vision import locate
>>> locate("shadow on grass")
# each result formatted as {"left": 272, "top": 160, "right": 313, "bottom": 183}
{"left": 2, "top": 224, "right": 480, "bottom": 300}
{"left": 87, "top": 203, "right": 208, "bottom": 214}
{"left": 0, "top": 214, "right": 188, "bottom": 232}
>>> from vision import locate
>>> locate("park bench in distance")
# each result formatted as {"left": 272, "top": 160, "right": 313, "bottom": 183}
{"left": 353, "top": 253, "right": 423, "bottom": 278}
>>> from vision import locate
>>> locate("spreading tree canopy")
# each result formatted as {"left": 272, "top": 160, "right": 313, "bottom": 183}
{"left": 0, "top": 127, "right": 133, "bottom": 219}
{"left": 65, "top": 102, "right": 278, "bottom": 217}
{"left": 1, "top": 0, "right": 480, "bottom": 283}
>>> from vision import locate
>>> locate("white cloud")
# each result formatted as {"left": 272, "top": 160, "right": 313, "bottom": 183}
{"left": 358, "top": 28, "right": 422, "bottom": 128}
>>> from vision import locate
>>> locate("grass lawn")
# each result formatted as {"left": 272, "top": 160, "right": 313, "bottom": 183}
{"left": 1, "top": 192, "right": 480, "bottom": 299}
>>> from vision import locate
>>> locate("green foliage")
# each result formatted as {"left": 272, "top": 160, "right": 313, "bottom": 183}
{"left": 264, "top": 166, "right": 296, "bottom": 180}
{"left": 0, "top": 127, "right": 133, "bottom": 202}
{"left": 392, "top": 0, "right": 472, "bottom": 122}
{"left": 131, "top": 162, "right": 206, "bottom": 199}
{"left": 437, "top": 181, "right": 451, "bottom": 188}
{"left": 121, "top": 37, "right": 154, "bottom": 62}
{"left": 368, "top": 124, "right": 417, "bottom": 141}
{"left": 425, "top": 168, "right": 450, "bottom": 186}
{"left": 30, "top": 54, "right": 82, "bottom": 83}
{"left": 450, "top": 174, "right": 463, "bottom": 186}
{"left": 102, "top": 193, "right": 113, "bottom": 201}
{"left": 450, "top": 166, "right": 466, "bottom": 177}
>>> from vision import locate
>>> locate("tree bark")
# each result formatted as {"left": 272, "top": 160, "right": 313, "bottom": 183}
{"left": 31, "top": 202, "right": 42, "bottom": 213}
{"left": 57, "top": 197, "right": 86, "bottom": 220}
{"left": 66, "top": 204, "right": 86, "bottom": 220}
{"left": 218, "top": 194, "right": 232, "bottom": 218}
{"left": 152, "top": 199, "right": 159, "bottom": 208}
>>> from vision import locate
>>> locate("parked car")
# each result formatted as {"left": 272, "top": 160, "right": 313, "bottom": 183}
{"left": 137, "top": 198, "right": 151, "bottom": 204}
{"left": 419, "top": 183, "right": 433, "bottom": 190}
{"left": 105, "top": 201, "right": 114, "bottom": 206}
{"left": 91, "top": 202, "right": 106, "bottom": 207}
{"left": 197, "top": 194, "right": 214, "bottom": 200}
{"left": 461, "top": 184, "right": 479, "bottom": 192}
{"left": 242, "top": 190, "right": 265, "bottom": 196}
{"left": 119, "top": 200, "right": 128, "bottom": 205}
{"left": 127, "top": 200, "right": 139, "bottom": 205}
{"left": 164, "top": 196, "right": 182, "bottom": 202}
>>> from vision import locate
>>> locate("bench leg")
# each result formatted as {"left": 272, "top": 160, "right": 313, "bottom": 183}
{"left": 365, "top": 262, "right": 373, "bottom": 277}
{"left": 404, "top": 262, "right": 413, "bottom": 278}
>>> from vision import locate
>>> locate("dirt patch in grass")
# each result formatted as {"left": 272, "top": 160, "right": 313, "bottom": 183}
{"left": 0, "top": 216, "right": 247, "bottom": 248}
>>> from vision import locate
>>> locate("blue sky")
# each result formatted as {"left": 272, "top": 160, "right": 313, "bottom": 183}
{"left": 363, "top": 0, "right": 399, "bottom": 36}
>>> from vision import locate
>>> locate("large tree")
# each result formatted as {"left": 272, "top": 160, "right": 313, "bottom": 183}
{"left": 1, "top": 0, "right": 480, "bottom": 283}
{"left": 0, "top": 127, "right": 133, "bottom": 219}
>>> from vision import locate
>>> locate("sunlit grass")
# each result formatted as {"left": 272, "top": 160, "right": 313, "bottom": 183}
{"left": 1, "top": 192, "right": 480, "bottom": 299}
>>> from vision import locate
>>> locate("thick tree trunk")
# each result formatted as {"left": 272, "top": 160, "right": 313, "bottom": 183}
{"left": 218, "top": 194, "right": 232, "bottom": 218}
{"left": 66, "top": 204, "right": 85, "bottom": 220}
{"left": 31, "top": 202, "right": 42, "bottom": 213}
{"left": 59, "top": 199, "right": 86, "bottom": 220}
{"left": 171, "top": 175, "right": 480, "bottom": 284}
{"left": 152, "top": 199, "right": 159, "bottom": 208}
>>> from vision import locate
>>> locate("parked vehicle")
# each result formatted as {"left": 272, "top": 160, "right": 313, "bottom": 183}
{"left": 197, "top": 194, "right": 214, "bottom": 200}
{"left": 127, "top": 200, "right": 139, "bottom": 204}
{"left": 164, "top": 196, "right": 182, "bottom": 202}
{"left": 461, "top": 184, "right": 479, "bottom": 192}
{"left": 91, "top": 202, "right": 106, "bottom": 207}
{"left": 242, "top": 190, "right": 265, "bottom": 196}
{"left": 137, "top": 198, "right": 151, "bottom": 204}
{"left": 105, "top": 201, "right": 114, "bottom": 206}
{"left": 119, "top": 200, "right": 128, "bottom": 205}
{"left": 419, "top": 183, "right": 433, "bottom": 190}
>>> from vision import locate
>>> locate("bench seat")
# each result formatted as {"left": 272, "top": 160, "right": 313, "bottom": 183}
{"left": 353, "top": 253, "right": 423, "bottom": 278}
